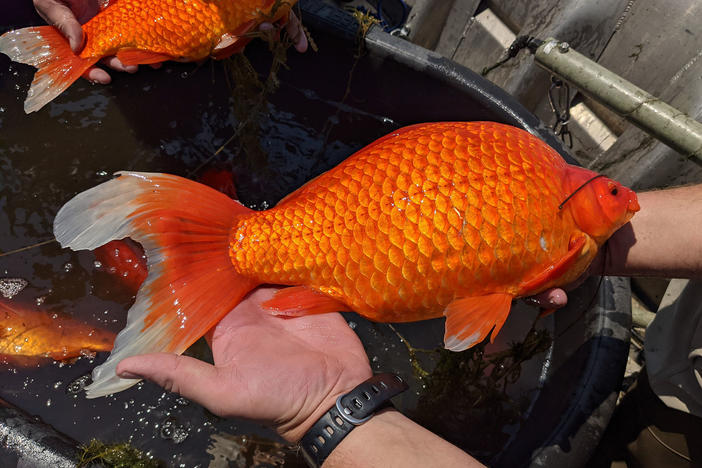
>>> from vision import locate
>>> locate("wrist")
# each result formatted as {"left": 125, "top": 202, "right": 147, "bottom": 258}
{"left": 297, "top": 373, "right": 409, "bottom": 467}
{"left": 278, "top": 368, "right": 373, "bottom": 443}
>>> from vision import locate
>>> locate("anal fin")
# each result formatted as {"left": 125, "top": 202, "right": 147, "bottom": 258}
{"left": 443, "top": 293, "right": 513, "bottom": 352}
{"left": 211, "top": 20, "right": 256, "bottom": 59}
{"left": 262, "top": 286, "right": 350, "bottom": 317}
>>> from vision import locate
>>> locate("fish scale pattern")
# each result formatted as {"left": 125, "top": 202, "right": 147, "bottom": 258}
{"left": 230, "top": 122, "right": 577, "bottom": 322}
{"left": 80, "top": 0, "right": 290, "bottom": 59}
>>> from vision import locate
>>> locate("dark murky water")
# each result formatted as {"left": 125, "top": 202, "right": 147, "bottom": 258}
{"left": 0, "top": 8, "right": 561, "bottom": 467}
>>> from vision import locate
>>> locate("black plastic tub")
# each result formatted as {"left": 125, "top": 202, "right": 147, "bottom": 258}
{"left": 0, "top": 1, "right": 630, "bottom": 466}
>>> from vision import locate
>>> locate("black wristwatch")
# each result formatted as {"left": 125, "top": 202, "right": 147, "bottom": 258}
{"left": 299, "top": 373, "right": 408, "bottom": 467}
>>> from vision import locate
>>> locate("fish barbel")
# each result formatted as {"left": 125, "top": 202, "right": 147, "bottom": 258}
{"left": 0, "top": 300, "right": 115, "bottom": 366}
{"left": 0, "top": 0, "right": 297, "bottom": 113}
{"left": 54, "top": 121, "right": 639, "bottom": 397}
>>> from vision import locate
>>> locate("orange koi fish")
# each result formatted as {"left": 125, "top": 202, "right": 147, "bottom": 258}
{"left": 53, "top": 122, "right": 639, "bottom": 397}
{"left": 0, "top": 0, "right": 297, "bottom": 113}
{"left": 94, "top": 240, "right": 147, "bottom": 294}
{"left": 0, "top": 300, "right": 115, "bottom": 366}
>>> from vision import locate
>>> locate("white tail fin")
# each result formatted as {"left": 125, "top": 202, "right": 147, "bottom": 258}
{"left": 0, "top": 26, "right": 98, "bottom": 113}
{"left": 54, "top": 172, "right": 257, "bottom": 397}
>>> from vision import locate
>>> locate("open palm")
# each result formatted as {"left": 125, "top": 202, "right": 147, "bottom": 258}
{"left": 117, "top": 286, "right": 372, "bottom": 442}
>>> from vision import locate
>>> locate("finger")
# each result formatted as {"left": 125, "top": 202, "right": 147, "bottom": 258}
{"left": 117, "top": 353, "right": 224, "bottom": 407}
{"left": 83, "top": 67, "right": 111, "bottom": 84}
{"left": 286, "top": 11, "right": 308, "bottom": 53}
{"left": 34, "top": 0, "right": 84, "bottom": 52}
{"left": 524, "top": 288, "right": 568, "bottom": 309}
{"left": 100, "top": 56, "right": 138, "bottom": 73}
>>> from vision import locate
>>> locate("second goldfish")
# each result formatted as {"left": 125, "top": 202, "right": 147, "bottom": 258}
{"left": 0, "top": 0, "right": 297, "bottom": 113}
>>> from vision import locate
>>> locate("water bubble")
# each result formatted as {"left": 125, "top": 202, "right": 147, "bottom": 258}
{"left": 46, "top": 398, "right": 51, "bottom": 407}
{"left": 0, "top": 278, "right": 28, "bottom": 299}
{"left": 63, "top": 262, "right": 73, "bottom": 273}
{"left": 67, "top": 375, "right": 90, "bottom": 394}
{"left": 35, "top": 296, "right": 46, "bottom": 306}
{"left": 348, "top": 321, "right": 357, "bottom": 330}
{"left": 96, "top": 170, "right": 108, "bottom": 176}
{"left": 53, "top": 381, "right": 63, "bottom": 390}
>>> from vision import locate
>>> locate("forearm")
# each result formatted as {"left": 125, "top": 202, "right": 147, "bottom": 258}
{"left": 605, "top": 184, "right": 702, "bottom": 278}
{"left": 323, "top": 409, "right": 483, "bottom": 468}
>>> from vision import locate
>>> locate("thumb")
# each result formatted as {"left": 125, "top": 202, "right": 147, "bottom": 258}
{"left": 35, "top": 0, "right": 85, "bottom": 52}
{"left": 117, "top": 353, "right": 223, "bottom": 406}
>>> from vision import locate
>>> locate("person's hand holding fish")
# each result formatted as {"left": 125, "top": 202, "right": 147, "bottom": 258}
{"left": 116, "top": 286, "right": 373, "bottom": 443}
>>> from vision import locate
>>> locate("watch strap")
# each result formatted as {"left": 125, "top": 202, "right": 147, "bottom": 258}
{"left": 300, "top": 373, "right": 408, "bottom": 467}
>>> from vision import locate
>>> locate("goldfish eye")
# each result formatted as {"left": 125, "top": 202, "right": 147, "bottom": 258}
{"left": 606, "top": 182, "right": 618, "bottom": 196}
{"left": 611, "top": 187, "right": 618, "bottom": 196}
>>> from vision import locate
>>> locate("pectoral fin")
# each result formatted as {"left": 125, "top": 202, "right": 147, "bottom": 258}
{"left": 443, "top": 293, "right": 513, "bottom": 351}
{"left": 518, "top": 234, "right": 588, "bottom": 294}
{"left": 262, "top": 286, "right": 351, "bottom": 317}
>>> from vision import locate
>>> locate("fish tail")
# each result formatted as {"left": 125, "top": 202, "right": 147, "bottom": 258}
{"left": 0, "top": 26, "right": 98, "bottom": 113}
{"left": 54, "top": 172, "right": 257, "bottom": 398}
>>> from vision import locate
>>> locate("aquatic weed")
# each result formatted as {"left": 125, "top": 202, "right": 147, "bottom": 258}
{"left": 408, "top": 327, "right": 553, "bottom": 461}
{"left": 77, "top": 439, "right": 161, "bottom": 468}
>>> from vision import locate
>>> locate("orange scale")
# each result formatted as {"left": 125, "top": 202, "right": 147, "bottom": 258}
{"left": 428, "top": 139, "right": 443, "bottom": 153}
{"left": 404, "top": 202, "right": 420, "bottom": 225}
{"left": 396, "top": 157, "right": 412, "bottom": 176}
{"left": 408, "top": 183, "right": 423, "bottom": 204}
{"left": 396, "top": 173, "right": 411, "bottom": 192}
{"left": 494, "top": 237, "right": 512, "bottom": 263}
{"left": 418, "top": 215, "right": 433, "bottom": 238}
{"left": 348, "top": 243, "right": 363, "bottom": 264}
{"left": 446, "top": 227, "right": 463, "bottom": 251}
{"left": 441, "top": 135, "right": 457, "bottom": 150}
{"left": 462, "top": 224, "right": 482, "bottom": 251}
{"left": 332, "top": 264, "right": 346, "bottom": 286}
{"left": 480, "top": 203, "right": 500, "bottom": 228}
{"left": 401, "top": 261, "right": 417, "bottom": 284}
{"left": 434, "top": 190, "right": 450, "bottom": 212}
{"left": 386, "top": 264, "right": 403, "bottom": 288}
{"left": 496, "top": 217, "right": 516, "bottom": 244}
{"left": 433, "top": 209, "right": 448, "bottom": 232}
{"left": 477, "top": 241, "right": 495, "bottom": 267}
{"left": 373, "top": 249, "right": 389, "bottom": 270}
{"left": 370, "top": 271, "right": 387, "bottom": 293}
{"left": 417, "top": 235, "right": 434, "bottom": 259}
{"left": 412, "top": 156, "right": 429, "bottom": 171}
{"left": 402, "top": 238, "right": 419, "bottom": 262}
{"left": 377, "top": 213, "right": 391, "bottom": 235}
{"left": 388, "top": 245, "right": 404, "bottom": 268}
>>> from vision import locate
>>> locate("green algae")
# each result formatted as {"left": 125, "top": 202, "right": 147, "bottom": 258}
{"left": 77, "top": 439, "right": 161, "bottom": 468}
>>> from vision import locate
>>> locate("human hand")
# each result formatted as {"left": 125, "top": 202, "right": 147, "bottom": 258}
{"left": 33, "top": 0, "right": 144, "bottom": 84}
{"left": 115, "top": 286, "right": 372, "bottom": 442}
{"left": 260, "top": 10, "right": 309, "bottom": 53}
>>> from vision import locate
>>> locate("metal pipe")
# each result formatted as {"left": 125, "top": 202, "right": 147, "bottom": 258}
{"left": 533, "top": 38, "right": 702, "bottom": 162}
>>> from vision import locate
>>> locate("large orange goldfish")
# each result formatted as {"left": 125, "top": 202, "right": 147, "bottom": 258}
{"left": 54, "top": 122, "right": 639, "bottom": 397}
{"left": 0, "top": 0, "right": 297, "bottom": 113}
{"left": 0, "top": 300, "right": 115, "bottom": 366}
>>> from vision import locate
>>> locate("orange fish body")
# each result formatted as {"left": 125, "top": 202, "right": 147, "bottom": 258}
{"left": 0, "top": 0, "right": 296, "bottom": 113}
{"left": 54, "top": 122, "right": 639, "bottom": 397}
{"left": 0, "top": 300, "right": 115, "bottom": 366}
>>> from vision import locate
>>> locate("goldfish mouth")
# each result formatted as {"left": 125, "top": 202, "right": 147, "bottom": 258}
{"left": 628, "top": 195, "right": 641, "bottom": 213}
